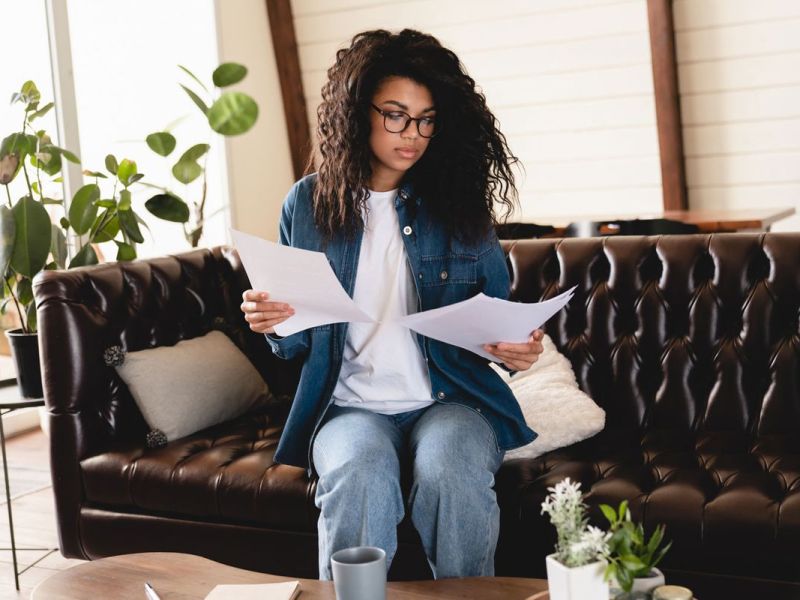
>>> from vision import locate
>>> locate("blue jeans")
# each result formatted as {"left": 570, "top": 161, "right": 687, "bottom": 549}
{"left": 312, "top": 402, "right": 505, "bottom": 580}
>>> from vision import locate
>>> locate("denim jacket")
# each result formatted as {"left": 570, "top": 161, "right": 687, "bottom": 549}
{"left": 265, "top": 174, "right": 537, "bottom": 470}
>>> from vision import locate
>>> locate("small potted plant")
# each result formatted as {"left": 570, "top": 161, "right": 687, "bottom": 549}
{"left": 600, "top": 500, "right": 672, "bottom": 599}
{"left": 541, "top": 477, "right": 610, "bottom": 600}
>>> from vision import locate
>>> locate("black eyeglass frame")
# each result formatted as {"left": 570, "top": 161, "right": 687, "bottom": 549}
{"left": 370, "top": 104, "right": 439, "bottom": 138}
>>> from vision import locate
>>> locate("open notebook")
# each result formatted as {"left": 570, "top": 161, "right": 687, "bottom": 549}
{"left": 205, "top": 580, "right": 300, "bottom": 599}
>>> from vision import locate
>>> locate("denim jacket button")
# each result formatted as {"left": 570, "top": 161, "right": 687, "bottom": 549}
{"left": 440, "top": 270, "right": 448, "bottom": 280}
{"left": 437, "top": 391, "right": 446, "bottom": 399}
{"left": 403, "top": 225, "right": 413, "bottom": 235}
{"left": 418, "top": 272, "right": 423, "bottom": 280}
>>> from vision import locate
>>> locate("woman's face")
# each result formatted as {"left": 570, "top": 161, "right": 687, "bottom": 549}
{"left": 368, "top": 76, "right": 435, "bottom": 190}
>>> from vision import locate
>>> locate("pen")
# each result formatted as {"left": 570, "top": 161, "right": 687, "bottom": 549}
{"left": 144, "top": 582, "right": 161, "bottom": 600}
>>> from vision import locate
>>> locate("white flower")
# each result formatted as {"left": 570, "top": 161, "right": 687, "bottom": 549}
{"left": 541, "top": 477, "right": 608, "bottom": 568}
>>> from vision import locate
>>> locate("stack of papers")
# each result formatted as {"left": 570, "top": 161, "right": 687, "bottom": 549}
{"left": 231, "top": 229, "right": 576, "bottom": 356}
{"left": 205, "top": 580, "right": 300, "bottom": 600}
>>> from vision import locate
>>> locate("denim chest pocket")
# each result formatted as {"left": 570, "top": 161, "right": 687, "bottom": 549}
{"left": 420, "top": 253, "right": 478, "bottom": 287}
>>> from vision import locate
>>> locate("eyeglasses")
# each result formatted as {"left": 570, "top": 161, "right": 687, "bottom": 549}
{"left": 371, "top": 104, "right": 438, "bottom": 138}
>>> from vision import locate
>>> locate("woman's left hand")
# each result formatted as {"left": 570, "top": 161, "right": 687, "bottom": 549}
{"left": 484, "top": 329, "right": 545, "bottom": 371}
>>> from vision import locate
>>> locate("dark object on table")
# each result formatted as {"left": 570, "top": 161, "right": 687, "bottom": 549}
{"left": 495, "top": 222, "right": 555, "bottom": 239}
{"left": 565, "top": 217, "right": 700, "bottom": 237}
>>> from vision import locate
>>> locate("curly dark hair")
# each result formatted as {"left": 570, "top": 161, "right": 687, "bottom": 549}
{"left": 310, "top": 28, "right": 520, "bottom": 245}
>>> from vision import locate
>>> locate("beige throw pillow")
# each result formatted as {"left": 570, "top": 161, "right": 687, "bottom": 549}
{"left": 115, "top": 330, "right": 270, "bottom": 442}
{"left": 492, "top": 334, "right": 606, "bottom": 460}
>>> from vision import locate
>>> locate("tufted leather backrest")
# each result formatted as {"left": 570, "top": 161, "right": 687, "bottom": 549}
{"left": 502, "top": 234, "right": 800, "bottom": 439}
{"left": 35, "top": 234, "right": 800, "bottom": 458}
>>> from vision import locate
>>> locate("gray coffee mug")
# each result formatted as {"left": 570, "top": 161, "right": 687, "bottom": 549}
{"left": 330, "top": 546, "right": 387, "bottom": 600}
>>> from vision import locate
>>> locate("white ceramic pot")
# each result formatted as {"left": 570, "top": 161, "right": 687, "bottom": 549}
{"left": 631, "top": 567, "right": 665, "bottom": 594}
{"left": 545, "top": 554, "right": 608, "bottom": 600}
{"left": 611, "top": 567, "right": 667, "bottom": 599}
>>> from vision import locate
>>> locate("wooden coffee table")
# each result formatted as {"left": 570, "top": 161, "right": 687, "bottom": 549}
{"left": 31, "top": 552, "right": 549, "bottom": 599}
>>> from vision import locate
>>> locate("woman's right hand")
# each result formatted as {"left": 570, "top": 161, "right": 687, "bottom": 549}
{"left": 240, "top": 290, "right": 295, "bottom": 334}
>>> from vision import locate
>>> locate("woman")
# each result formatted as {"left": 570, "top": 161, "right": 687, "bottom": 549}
{"left": 240, "top": 29, "right": 543, "bottom": 580}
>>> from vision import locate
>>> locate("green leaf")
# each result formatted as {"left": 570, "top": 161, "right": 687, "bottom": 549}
{"left": 50, "top": 224, "right": 67, "bottom": 269}
{"left": 41, "top": 197, "right": 63, "bottom": 205}
{"left": 28, "top": 102, "right": 54, "bottom": 121}
{"left": 0, "top": 133, "right": 34, "bottom": 159}
{"left": 0, "top": 206, "right": 16, "bottom": 274}
{"left": 179, "top": 143, "right": 210, "bottom": 163}
{"left": 207, "top": 91, "right": 258, "bottom": 135}
{"left": 128, "top": 173, "right": 144, "bottom": 185}
{"left": 145, "top": 193, "right": 190, "bottom": 223}
{"left": 116, "top": 159, "right": 137, "bottom": 186}
{"left": 118, "top": 209, "right": 144, "bottom": 243}
{"left": 180, "top": 84, "right": 208, "bottom": 116}
{"left": 600, "top": 504, "right": 617, "bottom": 525}
{"left": 21, "top": 81, "right": 40, "bottom": 103}
{"left": 114, "top": 240, "right": 136, "bottom": 261}
{"left": 105, "top": 154, "right": 118, "bottom": 175}
{"left": 68, "top": 243, "right": 98, "bottom": 268}
{"left": 617, "top": 566, "right": 634, "bottom": 592}
{"left": 17, "top": 277, "right": 33, "bottom": 305}
{"left": 33, "top": 146, "right": 62, "bottom": 176}
{"left": 212, "top": 62, "right": 247, "bottom": 87}
{"left": 10, "top": 196, "right": 51, "bottom": 277}
{"left": 620, "top": 554, "right": 646, "bottom": 572}
{"left": 69, "top": 184, "right": 100, "bottom": 235}
{"left": 95, "top": 199, "right": 116, "bottom": 208}
{"left": 26, "top": 302, "right": 36, "bottom": 333}
{"left": 83, "top": 169, "right": 107, "bottom": 178}
{"left": 146, "top": 132, "right": 176, "bottom": 157}
{"left": 178, "top": 64, "right": 209, "bottom": 93}
{"left": 171, "top": 159, "right": 202, "bottom": 184}
{"left": 92, "top": 212, "right": 119, "bottom": 243}
{"left": 57, "top": 147, "right": 80, "bottom": 163}
{"left": 59, "top": 217, "right": 70, "bottom": 229}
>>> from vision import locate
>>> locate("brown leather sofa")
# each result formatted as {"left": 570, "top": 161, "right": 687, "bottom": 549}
{"left": 34, "top": 233, "right": 800, "bottom": 597}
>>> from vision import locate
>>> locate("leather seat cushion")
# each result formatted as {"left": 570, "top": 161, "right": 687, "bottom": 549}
{"left": 80, "top": 405, "right": 318, "bottom": 532}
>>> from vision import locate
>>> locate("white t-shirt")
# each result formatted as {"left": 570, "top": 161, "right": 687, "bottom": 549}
{"left": 332, "top": 188, "right": 434, "bottom": 414}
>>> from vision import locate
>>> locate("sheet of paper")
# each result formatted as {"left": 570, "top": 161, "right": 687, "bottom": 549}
{"left": 230, "top": 229, "right": 375, "bottom": 336}
{"left": 205, "top": 580, "right": 300, "bottom": 600}
{"left": 395, "top": 286, "right": 577, "bottom": 361}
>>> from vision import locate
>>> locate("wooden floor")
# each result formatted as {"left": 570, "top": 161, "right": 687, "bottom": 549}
{"left": 0, "top": 427, "right": 84, "bottom": 599}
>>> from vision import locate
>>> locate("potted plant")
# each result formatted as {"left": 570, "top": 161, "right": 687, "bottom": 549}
{"left": 0, "top": 80, "right": 189, "bottom": 397}
{"left": 600, "top": 500, "right": 672, "bottom": 599}
{"left": 540, "top": 477, "right": 610, "bottom": 600}
{"left": 143, "top": 62, "right": 259, "bottom": 248}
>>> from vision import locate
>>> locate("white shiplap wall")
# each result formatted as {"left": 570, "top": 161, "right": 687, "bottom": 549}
{"left": 291, "top": 0, "right": 662, "bottom": 222}
{"left": 674, "top": 0, "right": 800, "bottom": 231}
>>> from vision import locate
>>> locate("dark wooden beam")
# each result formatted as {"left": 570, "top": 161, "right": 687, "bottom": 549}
{"left": 647, "top": 0, "right": 688, "bottom": 211}
{"left": 266, "top": 0, "right": 312, "bottom": 180}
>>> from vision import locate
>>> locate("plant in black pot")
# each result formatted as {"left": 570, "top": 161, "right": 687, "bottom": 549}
{"left": 0, "top": 81, "right": 191, "bottom": 398}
